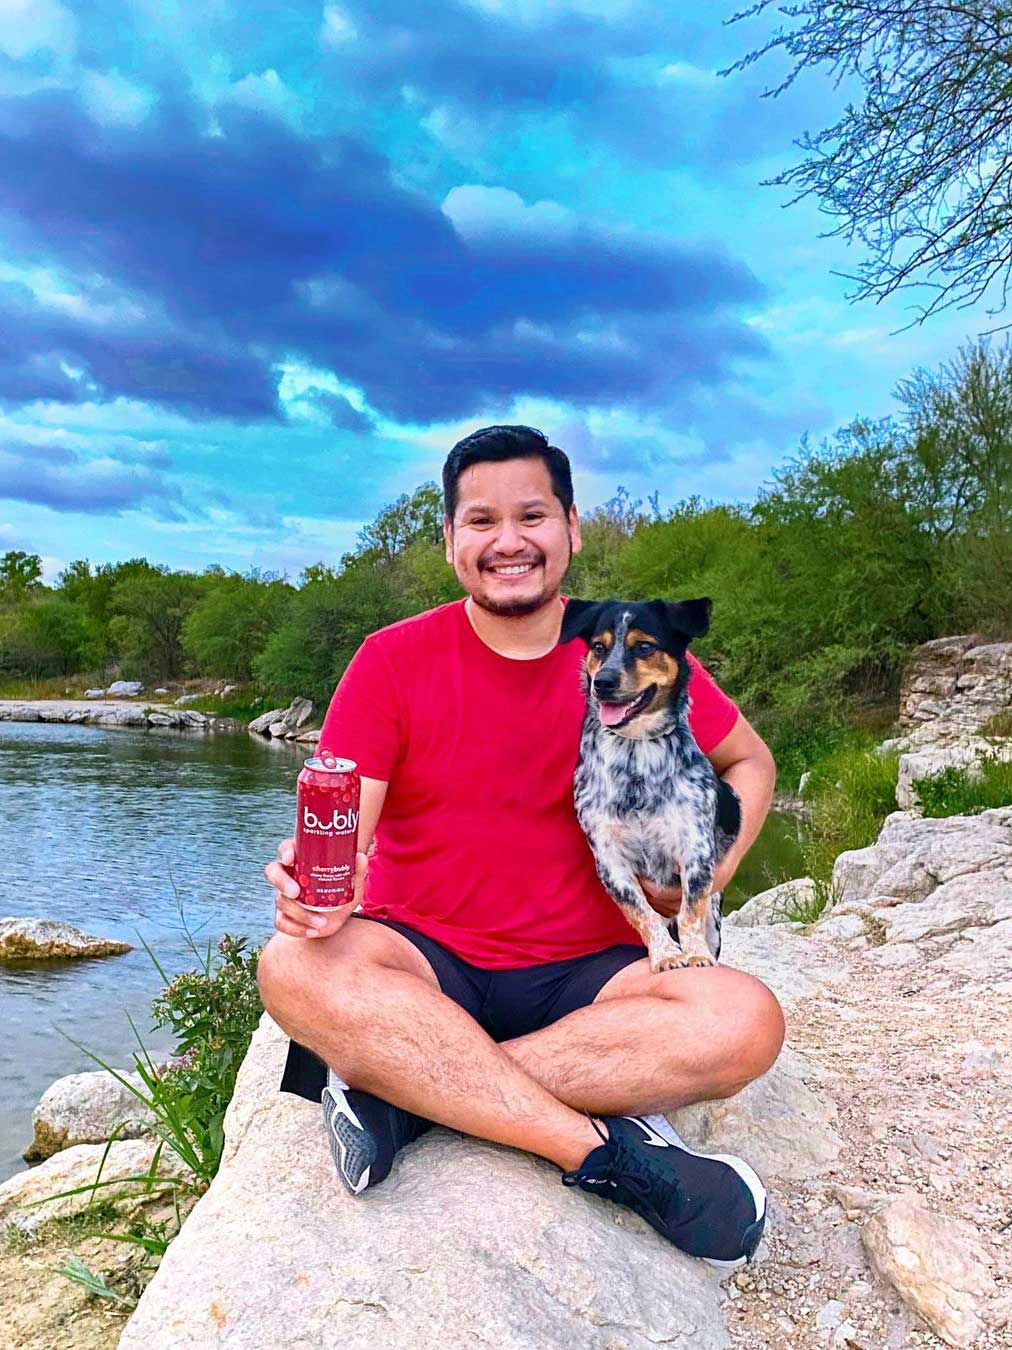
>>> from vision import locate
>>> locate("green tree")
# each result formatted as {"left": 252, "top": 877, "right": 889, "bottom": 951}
{"left": 356, "top": 483, "right": 444, "bottom": 561}
{"left": 0, "top": 597, "right": 94, "bottom": 676}
{"left": 108, "top": 569, "right": 209, "bottom": 681}
{"left": 0, "top": 550, "right": 43, "bottom": 603}
{"left": 182, "top": 575, "right": 293, "bottom": 681}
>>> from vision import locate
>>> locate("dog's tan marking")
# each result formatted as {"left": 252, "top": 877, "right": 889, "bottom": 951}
{"left": 671, "top": 886, "right": 716, "bottom": 968}
{"left": 584, "top": 628, "right": 614, "bottom": 681}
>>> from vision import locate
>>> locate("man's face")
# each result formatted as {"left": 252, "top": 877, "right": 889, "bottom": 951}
{"left": 444, "top": 457, "right": 582, "bottom": 617}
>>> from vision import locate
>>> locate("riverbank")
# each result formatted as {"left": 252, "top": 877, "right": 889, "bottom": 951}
{"left": 0, "top": 698, "right": 274, "bottom": 736}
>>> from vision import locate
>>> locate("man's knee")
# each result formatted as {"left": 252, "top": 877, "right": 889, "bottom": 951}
{"left": 703, "top": 968, "right": 785, "bottom": 1096}
{"left": 258, "top": 933, "right": 362, "bottom": 1035}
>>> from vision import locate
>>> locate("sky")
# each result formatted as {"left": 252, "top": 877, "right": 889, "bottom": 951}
{"left": 0, "top": 1, "right": 998, "bottom": 584}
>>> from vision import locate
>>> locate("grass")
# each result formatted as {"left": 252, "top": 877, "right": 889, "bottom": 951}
{"left": 913, "top": 748, "right": 1012, "bottom": 817}
{"left": 793, "top": 730, "right": 903, "bottom": 918}
{"left": 171, "top": 685, "right": 264, "bottom": 721}
{"left": 0, "top": 674, "right": 106, "bottom": 699}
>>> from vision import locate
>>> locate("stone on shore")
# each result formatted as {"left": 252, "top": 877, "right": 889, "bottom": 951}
{"left": 0, "top": 1139, "right": 191, "bottom": 1237}
{"left": 0, "top": 917, "right": 132, "bottom": 961}
{"left": 248, "top": 698, "right": 314, "bottom": 739}
{"left": 725, "top": 877, "right": 816, "bottom": 928}
{"left": 119, "top": 927, "right": 841, "bottom": 1349}
{"left": 25, "top": 1069, "right": 155, "bottom": 1162}
{"left": 106, "top": 680, "right": 144, "bottom": 697}
{"left": 860, "top": 1195, "right": 999, "bottom": 1346}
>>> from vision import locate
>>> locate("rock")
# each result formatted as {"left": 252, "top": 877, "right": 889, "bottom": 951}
{"left": 267, "top": 720, "right": 288, "bottom": 737}
{"left": 174, "top": 693, "right": 204, "bottom": 706}
{"left": 154, "top": 687, "right": 169, "bottom": 695}
{"left": 84, "top": 688, "right": 105, "bottom": 698}
{"left": 247, "top": 707, "right": 286, "bottom": 735}
{"left": 295, "top": 729, "right": 321, "bottom": 744}
{"left": 670, "top": 1044, "right": 842, "bottom": 1181}
{"left": 861, "top": 1195, "right": 998, "bottom": 1346}
{"left": 0, "top": 1139, "right": 191, "bottom": 1237}
{"left": 106, "top": 680, "right": 144, "bottom": 697}
{"left": 798, "top": 770, "right": 812, "bottom": 795}
{"left": 25, "top": 1069, "right": 156, "bottom": 1161}
{"left": 0, "top": 917, "right": 132, "bottom": 960}
{"left": 222, "top": 684, "right": 237, "bottom": 696}
{"left": 120, "top": 1016, "right": 731, "bottom": 1349}
{"left": 897, "top": 634, "right": 1011, "bottom": 746}
{"left": 726, "top": 878, "right": 818, "bottom": 928}
{"left": 827, "top": 807, "right": 1012, "bottom": 979}
{"left": 817, "top": 1299, "right": 846, "bottom": 1330}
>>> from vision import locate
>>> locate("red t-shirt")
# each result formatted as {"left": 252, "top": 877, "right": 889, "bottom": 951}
{"left": 318, "top": 598, "right": 739, "bottom": 969}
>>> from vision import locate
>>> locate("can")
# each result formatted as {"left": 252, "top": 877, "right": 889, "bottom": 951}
{"left": 293, "top": 754, "right": 361, "bottom": 911}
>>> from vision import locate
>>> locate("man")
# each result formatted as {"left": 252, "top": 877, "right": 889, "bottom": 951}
{"left": 260, "top": 425, "right": 784, "bottom": 1268}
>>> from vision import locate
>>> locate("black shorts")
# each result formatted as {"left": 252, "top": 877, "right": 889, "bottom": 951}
{"left": 279, "top": 913, "right": 648, "bottom": 1102}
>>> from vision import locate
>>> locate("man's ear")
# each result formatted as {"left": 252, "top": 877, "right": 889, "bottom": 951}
{"left": 559, "top": 598, "right": 608, "bottom": 644}
{"left": 657, "top": 597, "right": 712, "bottom": 641}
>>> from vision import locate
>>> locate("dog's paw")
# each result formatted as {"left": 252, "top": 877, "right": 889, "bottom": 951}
{"left": 654, "top": 952, "right": 716, "bottom": 971}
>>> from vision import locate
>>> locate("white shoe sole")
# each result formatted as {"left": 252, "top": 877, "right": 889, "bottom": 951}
{"left": 323, "top": 1072, "right": 376, "bottom": 1196}
{"left": 636, "top": 1113, "right": 767, "bottom": 1269}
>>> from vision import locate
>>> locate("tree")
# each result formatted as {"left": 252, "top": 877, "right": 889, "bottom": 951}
{"left": 182, "top": 575, "right": 293, "bottom": 681}
{"left": 727, "top": 3, "right": 1012, "bottom": 319}
{"left": 0, "top": 550, "right": 43, "bottom": 603}
{"left": 107, "top": 569, "right": 208, "bottom": 680}
{"left": 356, "top": 483, "right": 444, "bottom": 561}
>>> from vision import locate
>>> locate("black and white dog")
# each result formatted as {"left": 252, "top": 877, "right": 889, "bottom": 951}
{"left": 560, "top": 597, "right": 741, "bottom": 972}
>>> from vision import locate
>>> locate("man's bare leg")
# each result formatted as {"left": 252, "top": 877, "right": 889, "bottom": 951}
{"left": 259, "top": 923, "right": 600, "bottom": 1171}
{"left": 259, "top": 920, "right": 783, "bottom": 1162}
{"left": 501, "top": 961, "right": 785, "bottom": 1116}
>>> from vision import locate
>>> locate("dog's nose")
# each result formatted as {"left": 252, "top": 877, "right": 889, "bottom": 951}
{"left": 593, "top": 673, "right": 620, "bottom": 700}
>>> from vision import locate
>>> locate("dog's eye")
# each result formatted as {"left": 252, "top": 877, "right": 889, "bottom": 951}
{"left": 634, "top": 642, "right": 657, "bottom": 657}
{"left": 589, "top": 641, "right": 608, "bottom": 657}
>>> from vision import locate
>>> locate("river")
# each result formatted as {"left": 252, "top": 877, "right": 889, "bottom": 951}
{"left": 0, "top": 719, "right": 805, "bottom": 1181}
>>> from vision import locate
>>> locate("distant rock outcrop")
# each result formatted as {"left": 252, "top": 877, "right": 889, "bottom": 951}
{"left": 0, "top": 917, "right": 132, "bottom": 961}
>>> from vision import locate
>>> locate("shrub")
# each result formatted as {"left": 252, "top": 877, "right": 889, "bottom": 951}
{"left": 913, "top": 750, "right": 1012, "bottom": 817}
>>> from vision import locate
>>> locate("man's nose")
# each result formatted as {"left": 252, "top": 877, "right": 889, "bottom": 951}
{"left": 493, "top": 519, "right": 526, "bottom": 553}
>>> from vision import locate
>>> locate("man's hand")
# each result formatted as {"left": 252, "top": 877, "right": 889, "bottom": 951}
{"left": 264, "top": 837, "right": 368, "bottom": 939}
{"left": 636, "top": 853, "right": 739, "bottom": 920}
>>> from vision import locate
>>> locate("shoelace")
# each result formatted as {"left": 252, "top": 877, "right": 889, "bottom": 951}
{"left": 561, "top": 1117, "right": 683, "bottom": 1223}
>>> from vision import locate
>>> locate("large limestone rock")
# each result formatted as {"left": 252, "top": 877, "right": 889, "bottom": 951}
{"left": 0, "top": 917, "right": 132, "bottom": 960}
{"left": 822, "top": 807, "right": 1012, "bottom": 980}
{"left": 0, "top": 1139, "right": 190, "bottom": 1237}
{"left": 24, "top": 1069, "right": 155, "bottom": 1161}
{"left": 891, "top": 634, "right": 1012, "bottom": 749}
{"left": 120, "top": 928, "right": 841, "bottom": 1348}
{"left": 247, "top": 707, "right": 286, "bottom": 735}
{"left": 249, "top": 698, "right": 314, "bottom": 739}
{"left": 861, "top": 1195, "right": 999, "bottom": 1346}
{"left": 106, "top": 680, "right": 144, "bottom": 697}
{"left": 0, "top": 699, "right": 208, "bottom": 730}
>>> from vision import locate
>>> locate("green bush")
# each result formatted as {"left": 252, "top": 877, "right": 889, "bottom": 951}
{"left": 913, "top": 750, "right": 1012, "bottom": 817}
{"left": 182, "top": 576, "right": 293, "bottom": 682}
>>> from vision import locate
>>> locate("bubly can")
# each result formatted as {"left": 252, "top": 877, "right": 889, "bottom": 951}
{"left": 293, "top": 754, "right": 361, "bottom": 911}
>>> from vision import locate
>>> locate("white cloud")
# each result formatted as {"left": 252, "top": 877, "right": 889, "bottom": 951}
{"left": 441, "top": 185, "right": 577, "bottom": 247}
{"left": 320, "top": 4, "right": 356, "bottom": 48}
{"left": 223, "top": 68, "right": 301, "bottom": 125}
{"left": 657, "top": 61, "right": 718, "bottom": 89}
{"left": 80, "top": 69, "right": 154, "bottom": 127}
{"left": 0, "top": 0, "right": 76, "bottom": 60}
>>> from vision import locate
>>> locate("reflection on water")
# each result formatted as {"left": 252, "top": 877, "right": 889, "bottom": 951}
{"left": 0, "top": 718, "right": 806, "bottom": 1182}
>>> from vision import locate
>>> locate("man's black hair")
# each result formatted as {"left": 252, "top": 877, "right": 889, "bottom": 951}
{"left": 442, "top": 425, "right": 574, "bottom": 522}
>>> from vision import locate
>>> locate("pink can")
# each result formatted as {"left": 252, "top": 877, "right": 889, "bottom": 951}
{"left": 293, "top": 754, "right": 361, "bottom": 911}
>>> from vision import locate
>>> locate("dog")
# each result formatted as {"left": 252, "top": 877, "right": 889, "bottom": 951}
{"left": 559, "top": 596, "right": 741, "bottom": 972}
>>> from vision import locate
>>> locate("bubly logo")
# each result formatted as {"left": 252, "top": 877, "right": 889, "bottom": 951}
{"left": 302, "top": 805, "right": 359, "bottom": 833}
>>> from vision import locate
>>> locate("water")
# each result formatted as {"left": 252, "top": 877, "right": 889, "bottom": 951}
{"left": 0, "top": 719, "right": 806, "bottom": 1182}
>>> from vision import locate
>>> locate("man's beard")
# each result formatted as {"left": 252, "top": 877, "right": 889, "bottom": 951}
{"left": 469, "top": 537, "right": 573, "bottom": 617}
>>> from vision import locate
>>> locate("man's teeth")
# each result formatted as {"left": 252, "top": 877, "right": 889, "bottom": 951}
{"left": 489, "top": 563, "right": 536, "bottom": 575}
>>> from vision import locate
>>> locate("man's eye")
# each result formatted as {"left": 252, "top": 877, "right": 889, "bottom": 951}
{"left": 523, "top": 513, "right": 544, "bottom": 522}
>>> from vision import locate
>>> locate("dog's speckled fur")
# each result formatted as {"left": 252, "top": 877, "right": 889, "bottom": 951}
{"left": 560, "top": 597, "right": 741, "bottom": 971}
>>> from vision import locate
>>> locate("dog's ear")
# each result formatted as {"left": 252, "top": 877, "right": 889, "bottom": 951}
{"left": 656, "top": 597, "right": 712, "bottom": 642}
{"left": 559, "top": 598, "right": 608, "bottom": 644}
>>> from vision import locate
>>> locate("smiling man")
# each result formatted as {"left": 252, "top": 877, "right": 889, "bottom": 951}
{"left": 259, "top": 424, "right": 783, "bottom": 1268}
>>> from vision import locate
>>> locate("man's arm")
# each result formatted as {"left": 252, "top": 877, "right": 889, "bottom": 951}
{"left": 637, "top": 712, "right": 776, "bottom": 916}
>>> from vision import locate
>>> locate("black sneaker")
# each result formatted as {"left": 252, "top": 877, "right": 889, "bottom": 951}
{"left": 562, "top": 1114, "right": 766, "bottom": 1267}
{"left": 322, "top": 1071, "right": 432, "bottom": 1195}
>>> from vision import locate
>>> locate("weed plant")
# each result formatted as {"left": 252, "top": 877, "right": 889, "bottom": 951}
{"left": 913, "top": 749, "right": 1012, "bottom": 817}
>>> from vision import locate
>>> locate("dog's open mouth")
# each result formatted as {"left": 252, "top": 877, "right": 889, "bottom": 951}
{"left": 596, "top": 684, "right": 656, "bottom": 728}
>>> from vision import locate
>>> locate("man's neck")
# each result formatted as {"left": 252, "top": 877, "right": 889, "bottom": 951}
{"left": 464, "top": 594, "right": 565, "bottom": 660}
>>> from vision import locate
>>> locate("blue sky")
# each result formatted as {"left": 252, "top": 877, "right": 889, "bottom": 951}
{"left": 0, "top": 1, "right": 995, "bottom": 583}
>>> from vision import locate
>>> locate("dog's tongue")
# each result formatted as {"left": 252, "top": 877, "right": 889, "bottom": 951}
{"left": 599, "top": 701, "right": 630, "bottom": 727}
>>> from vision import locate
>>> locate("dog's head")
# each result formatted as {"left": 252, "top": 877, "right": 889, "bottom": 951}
{"left": 559, "top": 597, "right": 711, "bottom": 738}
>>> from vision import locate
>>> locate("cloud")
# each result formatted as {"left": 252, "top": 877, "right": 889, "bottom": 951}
{"left": 0, "top": 0, "right": 76, "bottom": 62}
{"left": 0, "top": 89, "right": 767, "bottom": 424}
{"left": 0, "top": 438, "right": 186, "bottom": 517}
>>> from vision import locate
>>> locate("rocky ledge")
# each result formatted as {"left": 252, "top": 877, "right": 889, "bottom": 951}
{"left": 118, "top": 927, "right": 847, "bottom": 1350}
{"left": 0, "top": 698, "right": 209, "bottom": 731}
{"left": 0, "top": 916, "right": 132, "bottom": 961}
